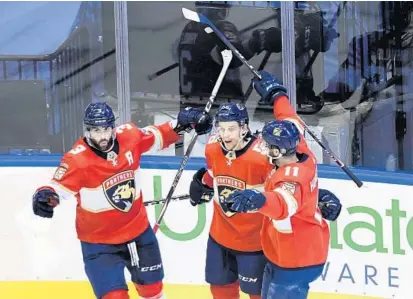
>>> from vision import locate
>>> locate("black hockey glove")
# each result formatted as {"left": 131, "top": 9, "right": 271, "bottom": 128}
{"left": 189, "top": 168, "right": 214, "bottom": 206}
{"left": 176, "top": 107, "right": 213, "bottom": 135}
{"left": 318, "top": 188, "right": 342, "bottom": 221}
{"left": 249, "top": 27, "right": 282, "bottom": 55}
{"left": 32, "top": 187, "right": 60, "bottom": 218}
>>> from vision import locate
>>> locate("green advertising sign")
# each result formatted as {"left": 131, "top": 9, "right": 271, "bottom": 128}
{"left": 154, "top": 176, "right": 413, "bottom": 255}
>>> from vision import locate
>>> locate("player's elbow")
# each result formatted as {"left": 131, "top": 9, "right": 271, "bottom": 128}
{"left": 261, "top": 189, "right": 299, "bottom": 219}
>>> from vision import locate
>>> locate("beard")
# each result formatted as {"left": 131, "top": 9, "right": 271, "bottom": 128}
{"left": 91, "top": 138, "right": 113, "bottom": 152}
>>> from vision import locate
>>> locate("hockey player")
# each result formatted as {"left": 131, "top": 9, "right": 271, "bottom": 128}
{"left": 189, "top": 101, "right": 341, "bottom": 299}
{"left": 32, "top": 102, "right": 212, "bottom": 299}
{"left": 189, "top": 102, "right": 273, "bottom": 299}
{"left": 225, "top": 71, "right": 335, "bottom": 299}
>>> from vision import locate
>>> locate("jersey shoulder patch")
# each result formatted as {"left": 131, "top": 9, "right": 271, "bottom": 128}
{"left": 52, "top": 151, "right": 80, "bottom": 181}
{"left": 280, "top": 182, "right": 297, "bottom": 195}
{"left": 53, "top": 162, "right": 70, "bottom": 181}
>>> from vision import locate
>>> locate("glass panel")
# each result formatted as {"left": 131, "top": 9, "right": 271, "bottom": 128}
{"left": 127, "top": 1, "right": 284, "bottom": 156}
{"left": 0, "top": 2, "right": 118, "bottom": 154}
{"left": 299, "top": 1, "right": 413, "bottom": 171}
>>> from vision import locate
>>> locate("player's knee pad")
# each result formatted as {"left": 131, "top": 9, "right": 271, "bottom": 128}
{"left": 249, "top": 295, "right": 261, "bottom": 299}
{"left": 134, "top": 281, "right": 164, "bottom": 299}
{"left": 210, "top": 281, "right": 240, "bottom": 299}
{"left": 102, "top": 290, "right": 129, "bottom": 299}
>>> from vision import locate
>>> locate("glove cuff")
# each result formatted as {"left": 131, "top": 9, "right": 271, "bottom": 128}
{"left": 258, "top": 90, "right": 288, "bottom": 106}
{"left": 35, "top": 186, "right": 57, "bottom": 194}
{"left": 173, "top": 124, "right": 191, "bottom": 134}
{"left": 269, "top": 90, "right": 288, "bottom": 104}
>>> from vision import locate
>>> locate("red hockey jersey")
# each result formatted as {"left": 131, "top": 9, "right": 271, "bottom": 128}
{"left": 46, "top": 122, "right": 180, "bottom": 244}
{"left": 204, "top": 136, "right": 273, "bottom": 252}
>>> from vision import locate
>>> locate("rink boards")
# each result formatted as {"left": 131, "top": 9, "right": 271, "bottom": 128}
{"left": 0, "top": 154, "right": 412, "bottom": 299}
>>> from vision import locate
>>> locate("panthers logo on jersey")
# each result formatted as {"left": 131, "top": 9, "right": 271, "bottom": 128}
{"left": 215, "top": 175, "right": 246, "bottom": 217}
{"left": 103, "top": 170, "right": 136, "bottom": 212}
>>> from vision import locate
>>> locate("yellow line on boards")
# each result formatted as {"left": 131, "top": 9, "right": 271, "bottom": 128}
{"left": 0, "top": 281, "right": 387, "bottom": 299}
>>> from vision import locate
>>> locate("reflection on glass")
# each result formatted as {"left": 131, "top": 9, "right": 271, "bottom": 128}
{"left": 0, "top": 2, "right": 115, "bottom": 154}
{"left": 301, "top": 2, "right": 413, "bottom": 171}
{"left": 128, "top": 1, "right": 283, "bottom": 156}
{"left": 3, "top": 1, "right": 412, "bottom": 172}
{"left": 127, "top": 1, "right": 413, "bottom": 171}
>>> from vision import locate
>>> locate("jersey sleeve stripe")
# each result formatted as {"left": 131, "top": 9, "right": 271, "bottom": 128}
{"left": 48, "top": 181, "right": 77, "bottom": 199}
{"left": 273, "top": 187, "right": 299, "bottom": 217}
{"left": 247, "top": 184, "right": 265, "bottom": 192}
{"left": 271, "top": 218, "right": 294, "bottom": 234}
{"left": 142, "top": 126, "right": 164, "bottom": 152}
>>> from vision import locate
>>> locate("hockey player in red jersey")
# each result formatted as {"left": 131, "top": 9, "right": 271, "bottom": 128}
{"left": 225, "top": 71, "right": 341, "bottom": 299}
{"left": 32, "top": 102, "right": 212, "bottom": 299}
{"left": 189, "top": 102, "right": 272, "bottom": 299}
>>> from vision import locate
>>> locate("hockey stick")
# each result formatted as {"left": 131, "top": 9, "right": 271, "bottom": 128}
{"left": 183, "top": 7, "right": 363, "bottom": 188}
{"left": 148, "top": 62, "right": 178, "bottom": 81}
{"left": 242, "top": 51, "right": 271, "bottom": 103}
{"left": 145, "top": 194, "right": 189, "bottom": 206}
{"left": 153, "top": 49, "right": 233, "bottom": 233}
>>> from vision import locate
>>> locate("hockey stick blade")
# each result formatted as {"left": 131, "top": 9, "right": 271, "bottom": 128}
{"left": 153, "top": 49, "right": 233, "bottom": 233}
{"left": 182, "top": 8, "right": 261, "bottom": 80}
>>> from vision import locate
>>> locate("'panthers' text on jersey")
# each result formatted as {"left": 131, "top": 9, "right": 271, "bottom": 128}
{"left": 203, "top": 135, "right": 273, "bottom": 252}
{"left": 47, "top": 122, "right": 180, "bottom": 244}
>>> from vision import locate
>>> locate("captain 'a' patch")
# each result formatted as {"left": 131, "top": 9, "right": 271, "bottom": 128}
{"left": 103, "top": 170, "right": 136, "bottom": 212}
{"left": 215, "top": 175, "right": 246, "bottom": 217}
